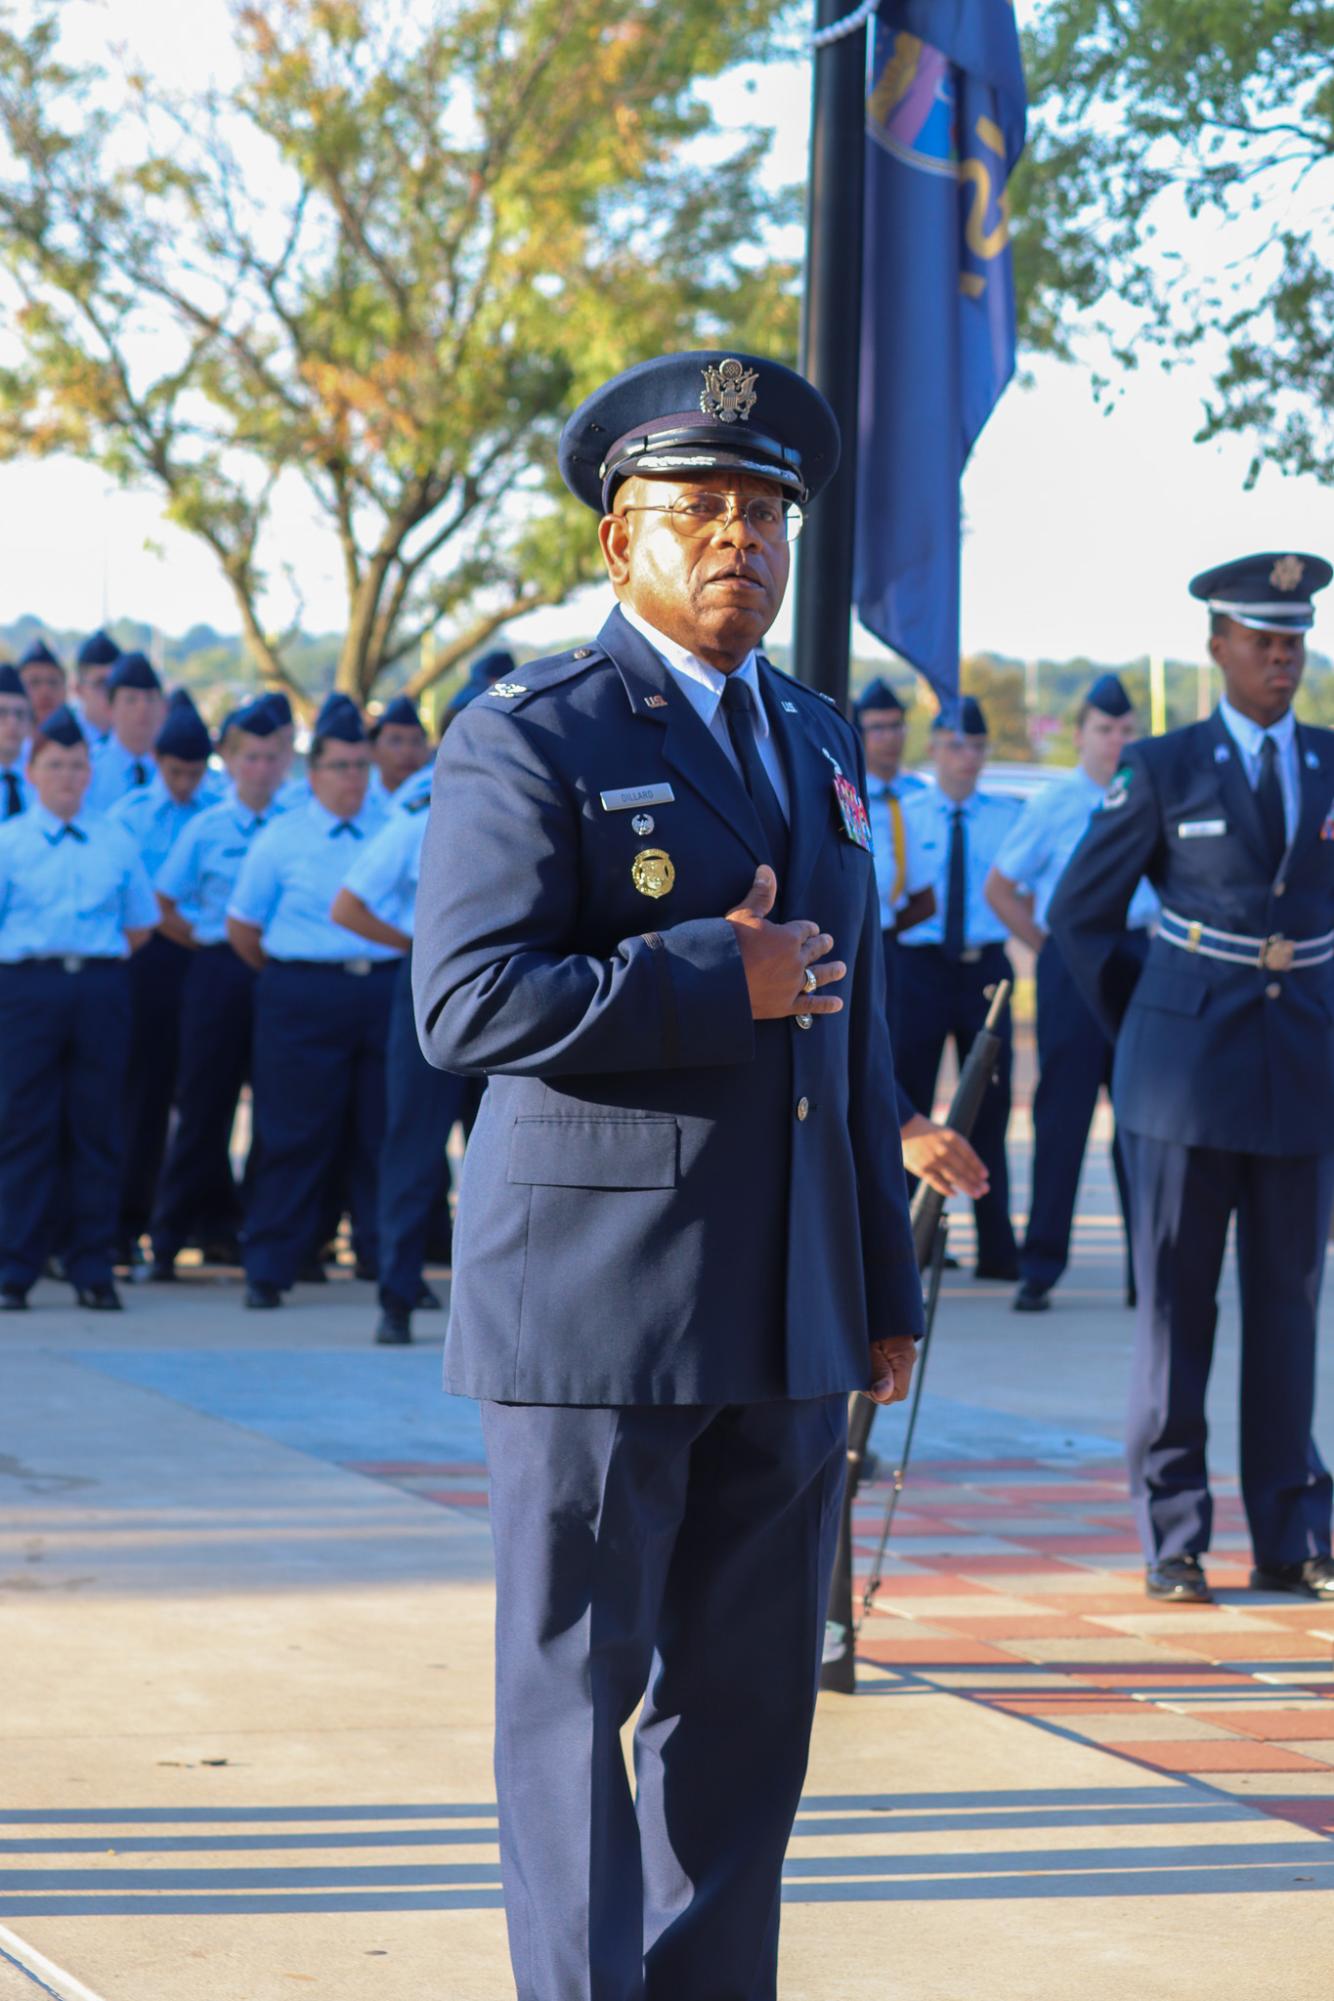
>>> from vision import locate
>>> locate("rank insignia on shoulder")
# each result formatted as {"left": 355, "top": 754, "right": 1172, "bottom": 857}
{"left": 631, "top": 848, "right": 675, "bottom": 899}
{"left": 1103, "top": 766, "right": 1133, "bottom": 810}
{"left": 832, "top": 772, "right": 873, "bottom": 853}
{"left": 490, "top": 683, "right": 528, "bottom": 699}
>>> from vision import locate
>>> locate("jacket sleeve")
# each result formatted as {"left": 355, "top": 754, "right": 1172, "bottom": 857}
{"left": 1047, "top": 745, "right": 1164, "bottom": 1040}
{"left": 412, "top": 700, "right": 755, "bottom": 1078}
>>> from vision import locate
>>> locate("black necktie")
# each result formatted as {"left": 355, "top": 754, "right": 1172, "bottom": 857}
{"left": 943, "top": 806, "right": 967, "bottom": 961}
{"left": 2, "top": 771, "right": 20, "bottom": 819}
{"left": 1256, "top": 734, "right": 1287, "bottom": 867}
{"left": 332, "top": 820, "right": 362, "bottom": 839}
{"left": 51, "top": 823, "right": 88, "bottom": 844}
{"left": 720, "top": 676, "right": 788, "bottom": 883}
{"left": 130, "top": 760, "right": 148, "bottom": 786}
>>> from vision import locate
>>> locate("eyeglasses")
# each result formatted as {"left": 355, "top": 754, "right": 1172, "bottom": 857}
{"left": 615, "top": 493, "right": 805, "bottom": 543}
{"left": 318, "top": 758, "right": 371, "bottom": 775}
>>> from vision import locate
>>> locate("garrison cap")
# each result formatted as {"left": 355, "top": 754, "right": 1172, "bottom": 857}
{"left": 1189, "top": 551, "right": 1332, "bottom": 633}
{"left": 855, "top": 676, "right": 906, "bottom": 717}
{"left": 312, "top": 691, "right": 366, "bottom": 744}
{"left": 107, "top": 650, "right": 163, "bottom": 695}
{"left": 19, "top": 638, "right": 62, "bottom": 670}
{"left": 35, "top": 703, "right": 86, "bottom": 749}
{"left": 259, "top": 690, "right": 294, "bottom": 728}
{"left": 229, "top": 697, "right": 279, "bottom": 739}
{"left": 559, "top": 350, "right": 841, "bottom": 512}
{"left": 77, "top": 629, "right": 121, "bottom": 669}
{"left": 932, "top": 695, "right": 988, "bottom": 737}
{"left": 1085, "top": 672, "right": 1133, "bottom": 718}
{"left": 449, "top": 648, "right": 517, "bottom": 714}
{"left": 372, "top": 694, "right": 423, "bottom": 735}
{"left": 156, "top": 692, "right": 211, "bottom": 761}
{"left": 0, "top": 663, "right": 26, "bottom": 698}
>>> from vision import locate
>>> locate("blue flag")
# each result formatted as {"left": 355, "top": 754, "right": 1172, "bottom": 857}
{"left": 853, "top": 2, "right": 1027, "bottom": 706}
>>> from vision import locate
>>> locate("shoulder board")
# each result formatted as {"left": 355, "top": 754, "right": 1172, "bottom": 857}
{"left": 479, "top": 645, "right": 607, "bottom": 713}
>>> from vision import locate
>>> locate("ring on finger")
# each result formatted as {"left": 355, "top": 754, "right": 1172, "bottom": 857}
{"left": 803, "top": 966, "right": 818, "bottom": 995}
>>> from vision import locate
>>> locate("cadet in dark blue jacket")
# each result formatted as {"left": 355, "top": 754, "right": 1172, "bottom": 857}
{"left": 1051, "top": 552, "right": 1334, "bottom": 1605}
{"left": 413, "top": 351, "right": 923, "bottom": 2001}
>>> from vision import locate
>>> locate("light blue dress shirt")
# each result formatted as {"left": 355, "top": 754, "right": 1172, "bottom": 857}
{"left": 392, "top": 764, "right": 435, "bottom": 813}
{"left": 994, "top": 768, "right": 1160, "bottom": 931}
{"left": 899, "top": 784, "right": 1023, "bottom": 950}
{"left": 108, "top": 772, "right": 211, "bottom": 883}
{"left": 618, "top": 602, "right": 791, "bottom": 821}
{"left": 0, "top": 804, "right": 158, "bottom": 960}
{"left": 342, "top": 802, "right": 427, "bottom": 938}
{"left": 0, "top": 764, "right": 32, "bottom": 818}
{"left": 1218, "top": 695, "right": 1300, "bottom": 844}
{"left": 155, "top": 797, "right": 286, "bottom": 945}
{"left": 85, "top": 734, "right": 155, "bottom": 817}
{"left": 228, "top": 796, "right": 400, "bottom": 962}
{"left": 865, "top": 771, "right": 931, "bottom": 927}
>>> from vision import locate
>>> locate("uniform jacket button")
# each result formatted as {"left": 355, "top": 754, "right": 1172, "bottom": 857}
{"left": 1265, "top": 982, "right": 1281, "bottom": 999}
{"left": 795, "top": 1096, "right": 810, "bottom": 1121}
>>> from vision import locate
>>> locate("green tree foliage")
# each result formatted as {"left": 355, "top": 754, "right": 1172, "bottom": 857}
{"left": 1011, "top": 1, "right": 1334, "bottom": 483}
{"left": 0, "top": 0, "right": 801, "bottom": 708}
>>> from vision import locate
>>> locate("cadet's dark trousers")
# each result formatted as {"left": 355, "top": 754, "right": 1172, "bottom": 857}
{"left": 377, "top": 954, "right": 467, "bottom": 1308}
{"left": 481, "top": 1396, "right": 847, "bottom": 2001}
{"left": 120, "top": 933, "right": 192, "bottom": 1248}
{"left": 150, "top": 944, "right": 256, "bottom": 1262}
{"left": 243, "top": 960, "right": 396, "bottom": 1290}
{"left": 1120, "top": 1129, "right": 1334, "bottom": 1566}
{"left": 0, "top": 959, "right": 130, "bottom": 1291}
{"left": 1021, "top": 937, "right": 1143, "bottom": 1293}
{"left": 895, "top": 942, "right": 1016, "bottom": 1272}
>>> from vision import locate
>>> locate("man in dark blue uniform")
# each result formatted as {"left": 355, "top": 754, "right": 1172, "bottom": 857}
{"left": 413, "top": 351, "right": 923, "bottom": 2001}
{"left": 1051, "top": 552, "right": 1334, "bottom": 1604}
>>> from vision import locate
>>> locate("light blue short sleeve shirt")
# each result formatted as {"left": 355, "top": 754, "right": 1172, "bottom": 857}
{"left": 995, "top": 768, "right": 1160, "bottom": 930}
{"left": 0, "top": 805, "right": 158, "bottom": 959}
{"left": 156, "top": 797, "right": 284, "bottom": 945}
{"left": 228, "top": 796, "right": 401, "bottom": 962}
{"left": 342, "top": 802, "right": 429, "bottom": 938}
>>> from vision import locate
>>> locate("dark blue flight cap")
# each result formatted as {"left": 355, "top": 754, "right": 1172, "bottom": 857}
{"left": 107, "top": 651, "right": 163, "bottom": 695}
{"left": 19, "top": 638, "right": 62, "bottom": 670}
{"left": 932, "top": 695, "right": 988, "bottom": 737}
{"left": 373, "top": 694, "right": 424, "bottom": 734}
{"left": 229, "top": 698, "right": 279, "bottom": 739}
{"left": 35, "top": 703, "right": 87, "bottom": 749}
{"left": 559, "top": 349, "right": 841, "bottom": 512}
{"left": 259, "top": 690, "right": 294, "bottom": 728}
{"left": 449, "top": 649, "right": 516, "bottom": 714}
{"left": 156, "top": 693, "right": 212, "bottom": 762}
{"left": 0, "top": 663, "right": 26, "bottom": 698}
{"left": 77, "top": 628, "right": 121, "bottom": 669}
{"left": 855, "top": 676, "right": 906, "bottom": 717}
{"left": 1189, "top": 551, "right": 1332, "bottom": 633}
{"left": 1085, "top": 672, "right": 1133, "bottom": 718}
{"left": 313, "top": 691, "right": 366, "bottom": 744}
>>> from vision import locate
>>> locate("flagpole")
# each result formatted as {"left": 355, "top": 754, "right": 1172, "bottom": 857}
{"left": 793, "top": 0, "right": 869, "bottom": 709}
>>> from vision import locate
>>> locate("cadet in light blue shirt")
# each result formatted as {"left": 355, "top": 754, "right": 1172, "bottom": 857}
{"left": 854, "top": 677, "right": 934, "bottom": 1043}
{"left": 0, "top": 664, "right": 33, "bottom": 819}
{"left": 227, "top": 694, "right": 398, "bottom": 1306}
{"left": 85, "top": 652, "right": 165, "bottom": 816}
{"left": 368, "top": 693, "right": 431, "bottom": 811}
{"left": 148, "top": 699, "right": 290, "bottom": 1276}
{"left": 0, "top": 706, "right": 157, "bottom": 1313}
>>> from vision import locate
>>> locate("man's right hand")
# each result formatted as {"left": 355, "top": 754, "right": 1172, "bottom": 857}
{"left": 726, "top": 865, "right": 845, "bottom": 1020}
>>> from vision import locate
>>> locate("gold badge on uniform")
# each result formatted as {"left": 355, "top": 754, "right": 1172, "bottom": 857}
{"left": 631, "top": 848, "right": 675, "bottom": 899}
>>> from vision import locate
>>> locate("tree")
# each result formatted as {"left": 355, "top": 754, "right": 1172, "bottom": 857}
{"left": 1010, "top": 1, "right": 1334, "bottom": 485}
{"left": 0, "top": 1, "right": 801, "bottom": 709}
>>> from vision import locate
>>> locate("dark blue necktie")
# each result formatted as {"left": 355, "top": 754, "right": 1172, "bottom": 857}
{"left": 720, "top": 675, "right": 788, "bottom": 882}
{"left": 1255, "top": 734, "right": 1286, "bottom": 867}
{"left": 2, "top": 771, "right": 20, "bottom": 819}
{"left": 130, "top": 760, "right": 148, "bottom": 786}
{"left": 943, "top": 805, "right": 967, "bottom": 961}
{"left": 50, "top": 823, "right": 88, "bottom": 844}
{"left": 332, "top": 820, "right": 362, "bottom": 839}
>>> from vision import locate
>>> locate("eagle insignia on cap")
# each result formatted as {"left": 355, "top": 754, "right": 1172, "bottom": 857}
{"left": 700, "top": 359, "right": 758, "bottom": 425}
{"left": 1271, "top": 554, "right": 1306, "bottom": 592}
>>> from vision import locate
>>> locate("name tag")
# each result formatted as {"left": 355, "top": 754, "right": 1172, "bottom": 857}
{"left": 1178, "top": 819, "right": 1227, "bottom": 840}
{"left": 600, "top": 784, "right": 675, "bottom": 813}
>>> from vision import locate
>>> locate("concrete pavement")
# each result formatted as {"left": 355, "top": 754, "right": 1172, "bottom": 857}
{"left": 1, "top": 1124, "right": 1333, "bottom": 1999}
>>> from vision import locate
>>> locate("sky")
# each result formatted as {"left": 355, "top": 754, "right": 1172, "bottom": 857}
{"left": 4, "top": 0, "right": 1332, "bottom": 671}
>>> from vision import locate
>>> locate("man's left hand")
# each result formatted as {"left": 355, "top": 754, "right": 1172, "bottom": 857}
{"left": 867, "top": 1335, "right": 916, "bottom": 1406}
{"left": 900, "top": 1114, "right": 989, "bottom": 1199}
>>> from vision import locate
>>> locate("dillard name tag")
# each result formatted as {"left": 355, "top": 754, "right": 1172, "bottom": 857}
{"left": 1178, "top": 819, "right": 1228, "bottom": 840}
{"left": 600, "top": 784, "right": 676, "bottom": 813}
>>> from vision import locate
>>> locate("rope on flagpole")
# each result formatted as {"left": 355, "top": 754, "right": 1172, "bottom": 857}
{"left": 810, "top": 0, "right": 877, "bottom": 48}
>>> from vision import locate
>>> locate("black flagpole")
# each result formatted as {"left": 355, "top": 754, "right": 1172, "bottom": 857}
{"left": 792, "top": 0, "right": 868, "bottom": 710}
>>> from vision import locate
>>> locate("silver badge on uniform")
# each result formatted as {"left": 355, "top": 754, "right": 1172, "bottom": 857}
{"left": 632, "top": 813, "right": 654, "bottom": 836}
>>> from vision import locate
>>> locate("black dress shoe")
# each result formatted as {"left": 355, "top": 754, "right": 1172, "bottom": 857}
{"left": 415, "top": 1280, "right": 441, "bottom": 1310}
{"left": 245, "top": 1282, "right": 283, "bottom": 1310}
{"left": 197, "top": 1237, "right": 242, "bottom": 1265}
{"left": 975, "top": 1260, "right": 1020, "bottom": 1283}
{"left": 0, "top": 1284, "right": 28, "bottom": 1311}
{"left": 1012, "top": 1280, "right": 1050, "bottom": 1314}
{"left": 1146, "top": 1555, "right": 1212, "bottom": 1602}
{"left": 294, "top": 1258, "right": 328, "bottom": 1284}
{"left": 74, "top": 1282, "right": 123, "bottom": 1312}
{"left": 375, "top": 1304, "right": 413, "bottom": 1346}
{"left": 1250, "top": 1555, "right": 1334, "bottom": 1599}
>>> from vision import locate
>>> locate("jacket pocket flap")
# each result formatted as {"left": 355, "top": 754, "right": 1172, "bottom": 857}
{"left": 1133, "top": 967, "right": 1208, "bottom": 1017}
{"left": 507, "top": 1118, "right": 679, "bottom": 1189}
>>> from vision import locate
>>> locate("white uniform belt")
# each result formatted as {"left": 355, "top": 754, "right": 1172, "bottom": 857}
{"left": 1158, "top": 908, "right": 1334, "bottom": 970}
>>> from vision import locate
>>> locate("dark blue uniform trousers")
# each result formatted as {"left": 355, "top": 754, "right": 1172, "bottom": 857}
{"left": 243, "top": 960, "right": 395, "bottom": 1290}
{"left": 0, "top": 959, "right": 130, "bottom": 1291}
{"left": 377, "top": 955, "right": 467, "bottom": 1308}
{"left": 1021, "top": 938, "right": 1142, "bottom": 1293}
{"left": 150, "top": 943, "right": 256, "bottom": 1261}
{"left": 1120, "top": 1129, "right": 1334, "bottom": 1566}
{"left": 481, "top": 1395, "right": 847, "bottom": 2001}
{"left": 895, "top": 942, "right": 1016, "bottom": 1271}
{"left": 120, "top": 932, "right": 192, "bottom": 1248}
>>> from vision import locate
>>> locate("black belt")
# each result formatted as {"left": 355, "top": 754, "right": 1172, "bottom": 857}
{"left": 3, "top": 955, "right": 122, "bottom": 973}
{"left": 267, "top": 957, "right": 397, "bottom": 976}
{"left": 905, "top": 942, "right": 1008, "bottom": 968}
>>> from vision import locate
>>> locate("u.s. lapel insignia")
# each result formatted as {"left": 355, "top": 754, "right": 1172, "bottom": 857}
{"left": 490, "top": 682, "right": 527, "bottom": 700}
{"left": 780, "top": 700, "right": 798, "bottom": 714}
{"left": 699, "top": 359, "right": 758, "bottom": 425}
{"left": 643, "top": 694, "right": 668, "bottom": 709}
{"left": 1214, "top": 744, "right": 1231, "bottom": 763}
{"left": 632, "top": 848, "right": 676, "bottom": 899}
{"left": 1305, "top": 749, "right": 1321, "bottom": 771}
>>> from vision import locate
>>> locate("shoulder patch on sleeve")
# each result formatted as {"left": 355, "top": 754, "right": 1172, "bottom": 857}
{"left": 1102, "top": 765, "right": 1134, "bottom": 811}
